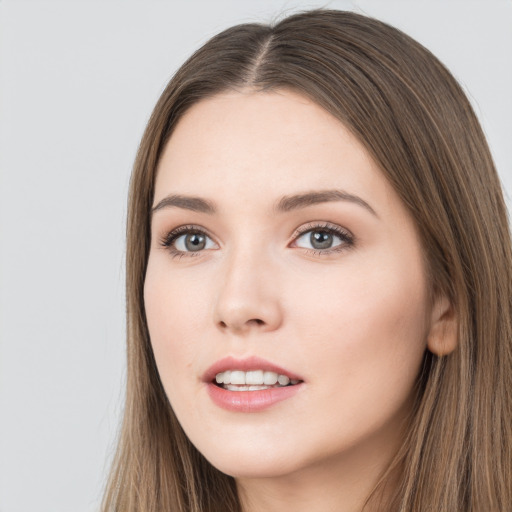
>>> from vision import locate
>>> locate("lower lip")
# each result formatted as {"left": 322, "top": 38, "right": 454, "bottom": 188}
{"left": 206, "top": 382, "right": 303, "bottom": 412}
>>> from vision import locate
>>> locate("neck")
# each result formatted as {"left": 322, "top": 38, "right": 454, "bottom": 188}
{"left": 236, "top": 437, "right": 401, "bottom": 512}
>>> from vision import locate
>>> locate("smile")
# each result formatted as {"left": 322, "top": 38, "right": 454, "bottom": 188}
{"left": 215, "top": 370, "right": 301, "bottom": 390}
{"left": 205, "top": 357, "right": 304, "bottom": 412}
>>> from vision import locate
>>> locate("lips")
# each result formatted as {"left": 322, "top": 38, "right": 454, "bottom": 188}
{"left": 216, "top": 369, "right": 300, "bottom": 388}
{"left": 203, "top": 355, "right": 304, "bottom": 383}
{"left": 203, "top": 356, "right": 304, "bottom": 412}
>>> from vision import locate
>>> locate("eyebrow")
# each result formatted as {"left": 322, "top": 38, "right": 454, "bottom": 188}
{"left": 151, "top": 189, "right": 378, "bottom": 218}
{"left": 152, "top": 194, "right": 216, "bottom": 215}
{"left": 274, "top": 189, "right": 378, "bottom": 217}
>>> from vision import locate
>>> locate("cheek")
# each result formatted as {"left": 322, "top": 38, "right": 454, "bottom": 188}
{"left": 288, "top": 251, "right": 429, "bottom": 397}
{"left": 143, "top": 260, "right": 209, "bottom": 391}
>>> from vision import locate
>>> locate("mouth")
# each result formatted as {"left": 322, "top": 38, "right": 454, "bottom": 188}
{"left": 204, "top": 356, "right": 304, "bottom": 412}
{"left": 214, "top": 369, "right": 301, "bottom": 391}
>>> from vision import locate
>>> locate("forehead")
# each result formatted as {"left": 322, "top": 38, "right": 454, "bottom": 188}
{"left": 154, "top": 90, "right": 395, "bottom": 214}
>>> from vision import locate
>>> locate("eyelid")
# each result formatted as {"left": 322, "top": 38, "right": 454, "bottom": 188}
{"left": 159, "top": 224, "right": 219, "bottom": 254}
{"left": 289, "top": 221, "right": 355, "bottom": 253}
{"left": 158, "top": 221, "right": 354, "bottom": 258}
{"left": 290, "top": 221, "right": 354, "bottom": 241}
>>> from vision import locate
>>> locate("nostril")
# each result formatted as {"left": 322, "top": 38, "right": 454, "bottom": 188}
{"left": 217, "top": 318, "right": 265, "bottom": 330}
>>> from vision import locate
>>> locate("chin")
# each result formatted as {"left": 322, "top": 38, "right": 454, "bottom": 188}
{"left": 207, "top": 455, "right": 300, "bottom": 480}
{"left": 194, "top": 436, "right": 314, "bottom": 480}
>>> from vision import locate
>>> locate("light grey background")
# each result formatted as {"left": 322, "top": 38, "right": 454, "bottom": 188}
{"left": 0, "top": 1, "right": 510, "bottom": 511}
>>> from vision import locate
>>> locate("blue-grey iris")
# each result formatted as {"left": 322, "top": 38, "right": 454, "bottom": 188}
{"left": 311, "top": 231, "right": 333, "bottom": 249}
{"left": 185, "top": 233, "right": 206, "bottom": 251}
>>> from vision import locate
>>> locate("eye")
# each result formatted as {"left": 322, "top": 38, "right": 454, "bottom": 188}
{"left": 292, "top": 223, "right": 354, "bottom": 253}
{"left": 161, "top": 226, "right": 218, "bottom": 256}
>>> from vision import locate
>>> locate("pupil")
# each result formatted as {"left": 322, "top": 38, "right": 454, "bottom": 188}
{"left": 185, "top": 233, "right": 206, "bottom": 251}
{"left": 310, "top": 231, "right": 332, "bottom": 249}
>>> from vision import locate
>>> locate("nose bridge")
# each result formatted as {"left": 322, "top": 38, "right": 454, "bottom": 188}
{"left": 213, "top": 238, "right": 282, "bottom": 333}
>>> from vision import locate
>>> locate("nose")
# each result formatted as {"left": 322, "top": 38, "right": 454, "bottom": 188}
{"left": 213, "top": 249, "right": 283, "bottom": 335}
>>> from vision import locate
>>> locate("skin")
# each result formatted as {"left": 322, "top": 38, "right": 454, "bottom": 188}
{"left": 144, "top": 90, "right": 455, "bottom": 512}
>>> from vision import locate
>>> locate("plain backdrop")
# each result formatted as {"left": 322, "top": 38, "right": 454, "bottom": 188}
{"left": 0, "top": 1, "right": 510, "bottom": 511}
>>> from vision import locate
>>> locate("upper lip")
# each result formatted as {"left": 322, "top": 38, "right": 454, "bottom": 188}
{"left": 203, "top": 356, "right": 304, "bottom": 383}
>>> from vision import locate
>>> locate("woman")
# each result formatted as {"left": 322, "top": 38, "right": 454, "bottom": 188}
{"left": 102, "top": 9, "right": 512, "bottom": 512}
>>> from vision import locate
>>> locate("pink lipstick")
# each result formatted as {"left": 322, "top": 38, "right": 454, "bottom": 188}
{"left": 204, "top": 356, "right": 304, "bottom": 413}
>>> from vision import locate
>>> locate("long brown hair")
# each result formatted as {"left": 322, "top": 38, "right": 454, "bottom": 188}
{"left": 102, "top": 9, "right": 512, "bottom": 511}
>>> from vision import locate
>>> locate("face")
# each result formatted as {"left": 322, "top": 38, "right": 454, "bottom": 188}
{"left": 144, "top": 90, "right": 435, "bottom": 480}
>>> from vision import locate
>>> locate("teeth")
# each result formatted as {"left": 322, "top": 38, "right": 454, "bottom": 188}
{"left": 277, "top": 374, "right": 290, "bottom": 386}
{"left": 245, "top": 370, "right": 264, "bottom": 385}
{"left": 226, "top": 385, "right": 270, "bottom": 391}
{"left": 215, "top": 369, "right": 299, "bottom": 387}
{"left": 263, "top": 371, "right": 278, "bottom": 385}
{"left": 230, "top": 370, "right": 245, "bottom": 385}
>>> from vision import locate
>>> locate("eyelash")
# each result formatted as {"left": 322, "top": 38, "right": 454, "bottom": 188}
{"left": 292, "top": 222, "right": 355, "bottom": 255}
{"left": 159, "top": 222, "right": 355, "bottom": 258}
{"left": 159, "top": 225, "right": 213, "bottom": 259}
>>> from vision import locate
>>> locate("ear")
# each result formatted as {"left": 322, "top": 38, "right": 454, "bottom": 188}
{"left": 427, "top": 294, "right": 458, "bottom": 356}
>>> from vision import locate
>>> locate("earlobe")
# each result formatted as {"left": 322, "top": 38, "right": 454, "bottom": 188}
{"left": 427, "top": 295, "right": 458, "bottom": 356}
